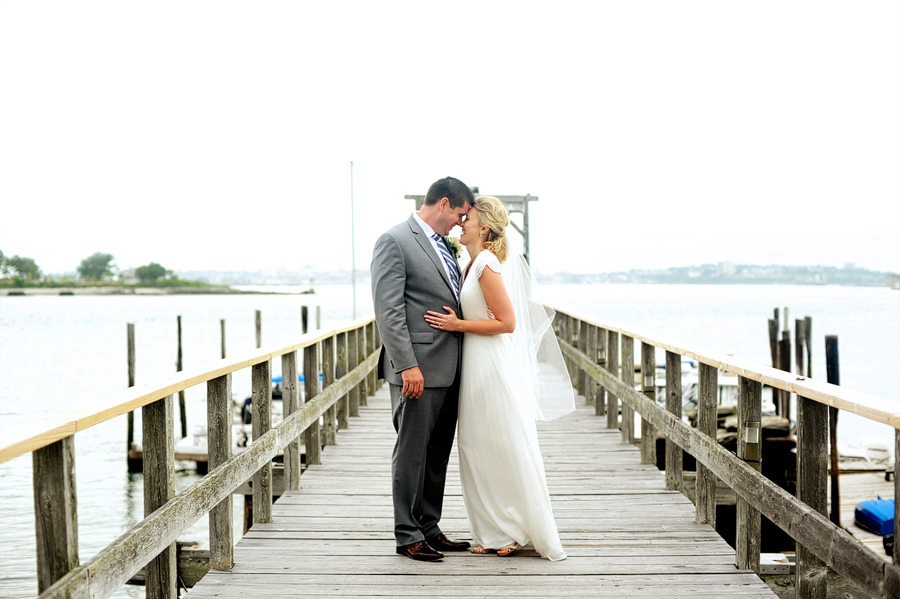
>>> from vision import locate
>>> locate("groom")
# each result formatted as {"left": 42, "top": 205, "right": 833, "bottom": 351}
{"left": 371, "top": 176, "right": 474, "bottom": 561}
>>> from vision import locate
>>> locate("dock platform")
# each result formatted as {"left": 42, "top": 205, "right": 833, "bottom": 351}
{"left": 186, "top": 385, "right": 777, "bottom": 598}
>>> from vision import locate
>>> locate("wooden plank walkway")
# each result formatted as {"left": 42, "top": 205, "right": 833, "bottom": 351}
{"left": 186, "top": 386, "right": 778, "bottom": 598}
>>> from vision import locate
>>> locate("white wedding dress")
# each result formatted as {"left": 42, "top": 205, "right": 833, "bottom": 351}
{"left": 457, "top": 250, "right": 567, "bottom": 561}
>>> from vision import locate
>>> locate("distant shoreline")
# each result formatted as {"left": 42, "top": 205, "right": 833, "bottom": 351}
{"left": 0, "top": 286, "right": 300, "bottom": 296}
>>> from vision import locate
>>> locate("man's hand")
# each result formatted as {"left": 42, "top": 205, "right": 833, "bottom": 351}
{"left": 401, "top": 366, "right": 424, "bottom": 399}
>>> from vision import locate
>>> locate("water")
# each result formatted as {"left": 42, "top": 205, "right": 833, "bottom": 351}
{"left": 1, "top": 284, "right": 897, "bottom": 598}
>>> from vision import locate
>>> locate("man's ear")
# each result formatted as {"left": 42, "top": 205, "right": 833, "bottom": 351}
{"left": 440, "top": 197, "right": 449, "bottom": 210}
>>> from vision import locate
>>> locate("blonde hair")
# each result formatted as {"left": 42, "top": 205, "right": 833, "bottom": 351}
{"left": 473, "top": 195, "right": 509, "bottom": 263}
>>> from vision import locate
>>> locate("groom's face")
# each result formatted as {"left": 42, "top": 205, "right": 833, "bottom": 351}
{"left": 436, "top": 198, "right": 471, "bottom": 236}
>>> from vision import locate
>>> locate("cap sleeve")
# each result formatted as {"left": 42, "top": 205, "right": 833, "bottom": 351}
{"left": 475, "top": 252, "right": 502, "bottom": 279}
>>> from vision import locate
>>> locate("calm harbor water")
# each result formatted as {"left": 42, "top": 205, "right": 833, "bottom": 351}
{"left": 1, "top": 283, "right": 898, "bottom": 598}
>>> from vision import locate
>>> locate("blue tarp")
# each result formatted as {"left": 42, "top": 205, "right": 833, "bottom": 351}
{"left": 855, "top": 496, "right": 895, "bottom": 536}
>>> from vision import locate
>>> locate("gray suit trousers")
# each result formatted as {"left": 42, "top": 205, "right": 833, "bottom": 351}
{"left": 389, "top": 377, "right": 460, "bottom": 546}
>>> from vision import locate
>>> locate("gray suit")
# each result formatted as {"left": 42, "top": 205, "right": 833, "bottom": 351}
{"left": 371, "top": 215, "right": 463, "bottom": 546}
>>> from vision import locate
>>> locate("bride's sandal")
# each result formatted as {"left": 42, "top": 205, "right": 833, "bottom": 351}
{"left": 497, "top": 544, "right": 518, "bottom": 557}
{"left": 471, "top": 545, "right": 495, "bottom": 554}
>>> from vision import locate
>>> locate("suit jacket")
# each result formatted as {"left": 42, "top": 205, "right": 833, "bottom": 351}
{"left": 371, "top": 215, "right": 463, "bottom": 388}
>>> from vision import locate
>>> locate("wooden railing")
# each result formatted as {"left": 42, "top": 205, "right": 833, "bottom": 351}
{"left": 552, "top": 306, "right": 900, "bottom": 599}
{"left": 0, "top": 316, "right": 381, "bottom": 599}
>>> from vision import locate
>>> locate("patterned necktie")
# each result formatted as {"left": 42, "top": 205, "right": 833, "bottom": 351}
{"left": 431, "top": 233, "right": 460, "bottom": 301}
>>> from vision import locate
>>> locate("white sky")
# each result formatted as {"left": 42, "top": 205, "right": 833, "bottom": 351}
{"left": 1, "top": 0, "right": 898, "bottom": 276}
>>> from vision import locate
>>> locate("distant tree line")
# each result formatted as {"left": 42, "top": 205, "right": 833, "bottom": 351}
{"left": 1, "top": 249, "right": 186, "bottom": 286}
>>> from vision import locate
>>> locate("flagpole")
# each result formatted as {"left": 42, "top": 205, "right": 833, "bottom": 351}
{"left": 350, "top": 161, "right": 357, "bottom": 319}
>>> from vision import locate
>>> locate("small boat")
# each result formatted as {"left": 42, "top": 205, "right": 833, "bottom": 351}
{"left": 855, "top": 496, "right": 895, "bottom": 536}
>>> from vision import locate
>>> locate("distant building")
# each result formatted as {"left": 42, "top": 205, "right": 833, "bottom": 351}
{"left": 717, "top": 261, "right": 736, "bottom": 277}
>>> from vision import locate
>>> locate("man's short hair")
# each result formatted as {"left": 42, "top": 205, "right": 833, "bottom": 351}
{"left": 424, "top": 177, "right": 475, "bottom": 208}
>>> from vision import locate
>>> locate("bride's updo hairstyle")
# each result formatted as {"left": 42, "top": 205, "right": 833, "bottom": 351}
{"left": 474, "top": 195, "right": 509, "bottom": 264}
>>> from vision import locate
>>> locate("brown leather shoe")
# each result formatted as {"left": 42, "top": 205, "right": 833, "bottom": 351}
{"left": 396, "top": 541, "right": 444, "bottom": 561}
{"left": 426, "top": 533, "right": 471, "bottom": 551}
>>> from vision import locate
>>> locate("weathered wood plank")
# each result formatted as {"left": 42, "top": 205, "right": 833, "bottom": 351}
{"left": 606, "top": 330, "right": 619, "bottom": 431}
{"left": 736, "top": 376, "right": 761, "bottom": 574}
{"left": 696, "top": 363, "right": 717, "bottom": 526}
{"left": 33, "top": 437, "right": 79, "bottom": 593}
{"left": 640, "top": 342, "right": 655, "bottom": 465}
{"left": 304, "top": 344, "right": 322, "bottom": 465}
{"left": 322, "top": 336, "right": 337, "bottom": 446}
{"left": 282, "top": 352, "right": 300, "bottom": 491}
{"left": 796, "top": 394, "right": 828, "bottom": 599}
{"left": 142, "top": 395, "right": 176, "bottom": 599}
{"left": 207, "top": 374, "right": 233, "bottom": 570}
{"left": 252, "top": 360, "right": 273, "bottom": 524}
{"left": 620, "top": 335, "right": 635, "bottom": 445}
{"left": 336, "top": 332, "right": 350, "bottom": 430}
{"left": 664, "top": 350, "right": 683, "bottom": 493}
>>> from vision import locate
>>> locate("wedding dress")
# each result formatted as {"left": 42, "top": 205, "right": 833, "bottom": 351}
{"left": 457, "top": 250, "right": 568, "bottom": 561}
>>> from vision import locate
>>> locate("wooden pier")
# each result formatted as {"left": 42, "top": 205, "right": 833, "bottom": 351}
{"left": 185, "top": 386, "right": 777, "bottom": 598}
{"left": 2, "top": 311, "right": 897, "bottom": 599}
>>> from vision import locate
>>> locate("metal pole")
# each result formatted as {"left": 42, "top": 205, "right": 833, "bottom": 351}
{"left": 350, "top": 161, "right": 357, "bottom": 319}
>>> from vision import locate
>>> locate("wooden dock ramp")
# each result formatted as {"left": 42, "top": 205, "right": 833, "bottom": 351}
{"left": 186, "top": 386, "right": 777, "bottom": 598}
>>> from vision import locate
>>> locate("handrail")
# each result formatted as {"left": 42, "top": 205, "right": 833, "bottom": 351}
{"left": 552, "top": 307, "right": 900, "bottom": 599}
{"left": 12, "top": 314, "right": 381, "bottom": 598}
{"left": 0, "top": 316, "right": 377, "bottom": 464}
{"left": 549, "top": 304, "right": 899, "bottom": 428}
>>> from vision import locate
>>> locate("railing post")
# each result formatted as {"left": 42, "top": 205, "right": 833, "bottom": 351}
{"left": 796, "top": 394, "right": 828, "bottom": 599}
{"left": 366, "top": 322, "right": 376, "bottom": 399}
{"left": 664, "top": 351, "right": 683, "bottom": 492}
{"left": 252, "top": 360, "right": 273, "bottom": 524}
{"left": 640, "top": 342, "right": 656, "bottom": 465}
{"left": 282, "top": 351, "right": 301, "bottom": 491}
{"left": 577, "top": 320, "right": 588, "bottom": 399}
{"left": 895, "top": 429, "right": 900, "bottom": 568}
{"left": 620, "top": 335, "right": 635, "bottom": 445}
{"left": 606, "top": 330, "right": 619, "bottom": 431}
{"left": 373, "top": 323, "right": 384, "bottom": 391}
{"left": 336, "top": 332, "right": 350, "bottom": 428}
{"left": 736, "top": 375, "right": 762, "bottom": 574}
{"left": 596, "top": 327, "right": 607, "bottom": 416}
{"left": 32, "top": 437, "right": 79, "bottom": 593}
{"left": 304, "top": 344, "right": 322, "bottom": 465}
{"left": 208, "top": 373, "right": 233, "bottom": 570}
{"left": 585, "top": 325, "right": 597, "bottom": 406}
{"left": 322, "top": 335, "right": 337, "bottom": 445}
{"left": 348, "top": 329, "right": 360, "bottom": 417}
{"left": 142, "top": 394, "right": 176, "bottom": 599}
{"left": 358, "top": 326, "right": 369, "bottom": 406}
{"left": 696, "top": 363, "right": 718, "bottom": 525}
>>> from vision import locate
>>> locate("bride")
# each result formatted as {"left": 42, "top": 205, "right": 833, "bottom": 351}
{"left": 424, "top": 195, "right": 574, "bottom": 560}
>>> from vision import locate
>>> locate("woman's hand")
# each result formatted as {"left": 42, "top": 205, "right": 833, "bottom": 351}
{"left": 425, "top": 307, "right": 461, "bottom": 332}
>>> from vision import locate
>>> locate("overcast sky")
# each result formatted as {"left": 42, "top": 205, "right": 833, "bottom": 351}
{"left": 1, "top": 0, "right": 897, "bottom": 276}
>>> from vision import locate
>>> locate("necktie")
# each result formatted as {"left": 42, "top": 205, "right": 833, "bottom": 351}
{"left": 431, "top": 233, "right": 460, "bottom": 301}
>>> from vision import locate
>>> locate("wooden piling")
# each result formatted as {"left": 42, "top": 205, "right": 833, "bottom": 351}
{"left": 251, "top": 360, "right": 273, "bottom": 524}
{"left": 301, "top": 306, "right": 309, "bottom": 335}
{"left": 127, "top": 323, "right": 135, "bottom": 457}
{"left": 348, "top": 330, "right": 360, "bottom": 417}
{"left": 640, "top": 342, "right": 656, "bottom": 465}
{"left": 826, "top": 335, "right": 841, "bottom": 526}
{"left": 768, "top": 318, "right": 779, "bottom": 368}
{"left": 336, "top": 332, "right": 350, "bottom": 428}
{"left": 796, "top": 391, "right": 828, "bottom": 599}
{"left": 736, "top": 376, "right": 762, "bottom": 574}
{"left": 142, "top": 394, "right": 176, "bottom": 599}
{"left": 220, "top": 319, "right": 226, "bottom": 359}
{"left": 620, "top": 335, "right": 635, "bottom": 445}
{"left": 585, "top": 326, "right": 597, "bottom": 406}
{"left": 322, "top": 335, "right": 337, "bottom": 446}
{"left": 606, "top": 330, "right": 619, "bottom": 431}
{"left": 176, "top": 315, "right": 187, "bottom": 440}
{"left": 795, "top": 318, "right": 806, "bottom": 377}
{"left": 358, "top": 327, "right": 368, "bottom": 407}
{"left": 316, "top": 306, "right": 321, "bottom": 330}
{"left": 255, "top": 310, "right": 262, "bottom": 349}
{"left": 778, "top": 330, "right": 792, "bottom": 417}
{"left": 207, "top": 374, "right": 233, "bottom": 570}
{"left": 282, "top": 351, "right": 300, "bottom": 491}
{"left": 32, "top": 437, "right": 79, "bottom": 593}
{"left": 696, "top": 362, "right": 717, "bottom": 526}
{"left": 664, "top": 350, "right": 683, "bottom": 492}
{"left": 596, "top": 327, "right": 608, "bottom": 416}
{"left": 304, "top": 344, "right": 322, "bottom": 465}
